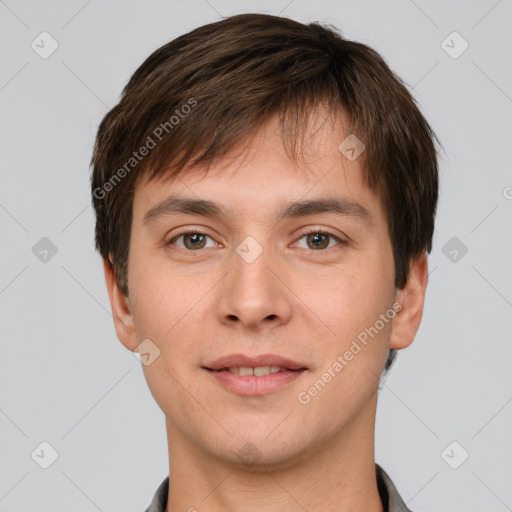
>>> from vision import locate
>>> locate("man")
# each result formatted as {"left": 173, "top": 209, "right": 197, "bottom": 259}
{"left": 91, "top": 13, "right": 438, "bottom": 512}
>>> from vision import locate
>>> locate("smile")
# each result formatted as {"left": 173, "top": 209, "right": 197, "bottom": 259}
{"left": 203, "top": 354, "right": 308, "bottom": 396}
{"left": 213, "top": 366, "right": 298, "bottom": 376}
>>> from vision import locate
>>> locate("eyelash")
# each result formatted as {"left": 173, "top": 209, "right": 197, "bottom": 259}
{"left": 166, "top": 228, "right": 347, "bottom": 252}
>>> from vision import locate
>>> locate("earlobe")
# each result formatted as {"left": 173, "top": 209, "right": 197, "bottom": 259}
{"left": 103, "top": 258, "right": 138, "bottom": 351}
{"left": 389, "top": 253, "right": 429, "bottom": 351}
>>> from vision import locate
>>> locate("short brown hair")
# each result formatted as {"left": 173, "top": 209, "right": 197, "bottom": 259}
{"left": 91, "top": 13, "right": 439, "bottom": 371}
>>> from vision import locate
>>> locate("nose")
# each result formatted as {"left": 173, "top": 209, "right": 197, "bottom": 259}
{"left": 215, "top": 240, "right": 293, "bottom": 331}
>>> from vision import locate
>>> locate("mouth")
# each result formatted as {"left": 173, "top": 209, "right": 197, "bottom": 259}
{"left": 207, "top": 366, "right": 305, "bottom": 376}
{"left": 202, "top": 354, "right": 308, "bottom": 396}
{"left": 203, "top": 353, "right": 308, "bottom": 372}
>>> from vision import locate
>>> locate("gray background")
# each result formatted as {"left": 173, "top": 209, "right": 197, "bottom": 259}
{"left": 1, "top": 0, "right": 511, "bottom": 511}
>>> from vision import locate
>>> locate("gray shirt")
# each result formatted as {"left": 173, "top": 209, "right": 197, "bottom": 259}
{"left": 144, "top": 464, "right": 412, "bottom": 512}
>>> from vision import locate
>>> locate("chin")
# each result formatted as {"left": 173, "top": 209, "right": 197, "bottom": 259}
{"left": 205, "top": 429, "right": 316, "bottom": 472}
{"left": 223, "top": 444, "right": 306, "bottom": 472}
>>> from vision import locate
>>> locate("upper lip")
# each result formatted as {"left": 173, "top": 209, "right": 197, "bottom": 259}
{"left": 203, "top": 353, "right": 308, "bottom": 371}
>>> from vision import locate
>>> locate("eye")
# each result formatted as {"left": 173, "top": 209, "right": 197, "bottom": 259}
{"left": 166, "top": 229, "right": 346, "bottom": 252}
{"left": 294, "top": 230, "right": 346, "bottom": 251}
{"left": 168, "top": 230, "right": 218, "bottom": 250}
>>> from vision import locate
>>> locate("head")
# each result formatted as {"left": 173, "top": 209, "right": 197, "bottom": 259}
{"left": 91, "top": 14, "right": 438, "bottom": 466}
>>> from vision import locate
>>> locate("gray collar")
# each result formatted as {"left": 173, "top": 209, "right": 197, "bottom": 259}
{"left": 375, "top": 463, "right": 412, "bottom": 512}
{"left": 145, "top": 463, "right": 412, "bottom": 512}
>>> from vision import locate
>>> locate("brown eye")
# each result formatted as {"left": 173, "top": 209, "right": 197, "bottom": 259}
{"left": 305, "top": 232, "right": 330, "bottom": 250}
{"left": 295, "top": 230, "right": 344, "bottom": 251}
{"left": 182, "top": 233, "right": 207, "bottom": 250}
{"left": 168, "top": 231, "right": 214, "bottom": 250}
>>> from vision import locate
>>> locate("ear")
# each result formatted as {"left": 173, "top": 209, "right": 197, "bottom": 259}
{"left": 103, "top": 258, "right": 138, "bottom": 352}
{"left": 389, "top": 252, "right": 429, "bottom": 350}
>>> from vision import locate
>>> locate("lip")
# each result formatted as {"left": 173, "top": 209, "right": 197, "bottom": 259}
{"left": 203, "top": 353, "right": 308, "bottom": 371}
{"left": 202, "top": 353, "right": 308, "bottom": 397}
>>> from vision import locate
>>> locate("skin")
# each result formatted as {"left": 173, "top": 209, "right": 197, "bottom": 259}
{"left": 104, "top": 109, "right": 428, "bottom": 512}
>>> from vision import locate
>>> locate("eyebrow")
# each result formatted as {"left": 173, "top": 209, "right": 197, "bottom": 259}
{"left": 142, "top": 195, "right": 372, "bottom": 227}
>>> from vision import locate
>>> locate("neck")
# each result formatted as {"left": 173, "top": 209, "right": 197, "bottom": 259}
{"left": 165, "top": 393, "right": 383, "bottom": 512}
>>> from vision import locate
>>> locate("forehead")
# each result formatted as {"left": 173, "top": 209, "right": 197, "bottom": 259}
{"left": 132, "top": 111, "right": 384, "bottom": 226}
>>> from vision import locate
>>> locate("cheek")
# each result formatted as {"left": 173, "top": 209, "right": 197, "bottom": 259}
{"left": 128, "top": 253, "right": 217, "bottom": 367}
{"left": 323, "top": 260, "right": 394, "bottom": 338}
{"left": 307, "top": 252, "right": 396, "bottom": 387}
{"left": 128, "top": 246, "right": 189, "bottom": 332}
{"left": 130, "top": 266, "right": 209, "bottom": 417}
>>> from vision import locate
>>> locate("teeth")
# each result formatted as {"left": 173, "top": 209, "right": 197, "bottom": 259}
{"left": 254, "top": 366, "right": 270, "bottom": 376}
{"left": 227, "top": 366, "right": 282, "bottom": 376}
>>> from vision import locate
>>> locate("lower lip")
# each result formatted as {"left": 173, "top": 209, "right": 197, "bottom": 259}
{"left": 205, "top": 369, "right": 306, "bottom": 396}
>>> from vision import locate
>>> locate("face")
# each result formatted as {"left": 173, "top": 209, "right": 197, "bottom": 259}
{"left": 113, "top": 111, "right": 410, "bottom": 469}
